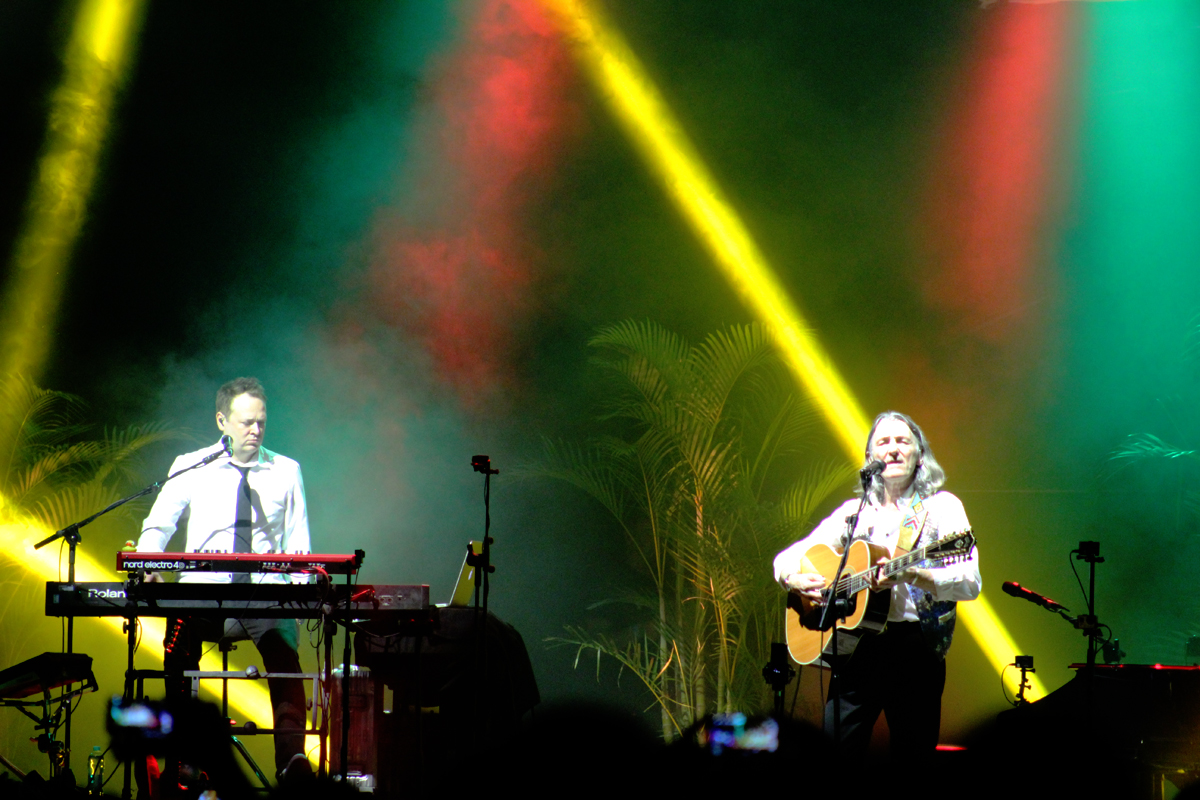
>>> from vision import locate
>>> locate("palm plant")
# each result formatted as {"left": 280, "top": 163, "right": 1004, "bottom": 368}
{"left": 0, "top": 374, "right": 185, "bottom": 664}
{"left": 1104, "top": 313, "right": 1200, "bottom": 660}
{"left": 1106, "top": 314, "right": 1200, "bottom": 532}
{"left": 536, "top": 321, "right": 852, "bottom": 739}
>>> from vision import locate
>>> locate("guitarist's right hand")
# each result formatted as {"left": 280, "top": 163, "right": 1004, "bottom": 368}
{"left": 784, "top": 572, "right": 826, "bottom": 601}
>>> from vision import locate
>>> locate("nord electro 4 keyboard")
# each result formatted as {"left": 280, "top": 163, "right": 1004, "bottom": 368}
{"left": 116, "top": 550, "right": 365, "bottom": 575}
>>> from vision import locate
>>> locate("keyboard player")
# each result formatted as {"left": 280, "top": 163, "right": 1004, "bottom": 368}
{"left": 137, "top": 377, "right": 311, "bottom": 783}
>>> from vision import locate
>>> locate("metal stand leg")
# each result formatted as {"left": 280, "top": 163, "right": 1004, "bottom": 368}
{"left": 319, "top": 614, "right": 334, "bottom": 779}
{"left": 340, "top": 574, "right": 353, "bottom": 783}
{"left": 219, "top": 639, "right": 271, "bottom": 791}
{"left": 220, "top": 640, "right": 234, "bottom": 719}
{"left": 229, "top": 736, "right": 271, "bottom": 789}
{"left": 122, "top": 614, "right": 137, "bottom": 800}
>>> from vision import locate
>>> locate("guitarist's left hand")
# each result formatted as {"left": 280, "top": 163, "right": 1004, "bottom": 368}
{"left": 868, "top": 556, "right": 895, "bottom": 592}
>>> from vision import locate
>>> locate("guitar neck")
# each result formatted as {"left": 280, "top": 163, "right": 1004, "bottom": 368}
{"left": 838, "top": 541, "right": 939, "bottom": 596}
{"left": 880, "top": 548, "right": 932, "bottom": 579}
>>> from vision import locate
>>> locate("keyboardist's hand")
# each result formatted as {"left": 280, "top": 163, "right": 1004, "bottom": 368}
{"left": 145, "top": 571, "right": 164, "bottom": 583}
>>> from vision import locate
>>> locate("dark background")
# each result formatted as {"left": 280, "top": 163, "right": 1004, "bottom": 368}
{"left": 3, "top": 0, "right": 1200, "bottom": 773}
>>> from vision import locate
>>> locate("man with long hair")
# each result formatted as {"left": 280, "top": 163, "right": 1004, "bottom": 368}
{"left": 774, "top": 411, "right": 980, "bottom": 759}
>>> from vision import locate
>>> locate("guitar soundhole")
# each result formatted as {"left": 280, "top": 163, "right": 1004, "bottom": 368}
{"left": 797, "top": 591, "right": 858, "bottom": 631}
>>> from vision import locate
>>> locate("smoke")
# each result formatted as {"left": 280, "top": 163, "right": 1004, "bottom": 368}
{"left": 366, "top": 0, "right": 577, "bottom": 403}
{"left": 148, "top": 0, "right": 580, "bottom": 595}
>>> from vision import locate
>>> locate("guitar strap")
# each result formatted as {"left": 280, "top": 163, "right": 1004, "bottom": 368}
{"left": 896, "top": 495, "right": 929, "bottom": 553}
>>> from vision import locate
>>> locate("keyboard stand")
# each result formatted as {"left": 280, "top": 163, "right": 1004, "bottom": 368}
{"left": 0, "top": 652, "right": 97, "bottom": 781}
{"left": 116, "top": 594, "right": 342, "bottom": 799}
{"left": 176, "top": 638, "right": 325, "bottom": 791}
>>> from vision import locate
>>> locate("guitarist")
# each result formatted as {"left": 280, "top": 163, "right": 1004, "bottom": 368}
{"left": 773, "top": 411, "right": 981, "bottom": 760}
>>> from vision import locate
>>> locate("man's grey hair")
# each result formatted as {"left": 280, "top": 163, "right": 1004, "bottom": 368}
{"left": 857, "top": 410, "right": 946, "bottom": 503}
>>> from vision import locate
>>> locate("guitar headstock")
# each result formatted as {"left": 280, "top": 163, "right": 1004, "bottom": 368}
{"left": 926, "top": 528, "right": 976, "bottom": 564}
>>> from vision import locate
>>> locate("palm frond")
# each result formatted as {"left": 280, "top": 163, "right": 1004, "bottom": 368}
{"left": 523, "top": 437, "right": 631, "bottom": 522}
{"left": 28, "top": 479, "right": 144, "bottom": 534}
{"left": 1106, "top": 433, "right": 1199, "bottom": 481}
{"left": 0, "top": 375, "right": 89, "bottom": 489}
{"left": 1183, "top": 488, "right": 1200, "bottom": 525}
{"left": 772, "top": 460, "right": 857, "bottom": 545}
{"left": 688, "top": 323, "right": 774, "bottom": 423}
{"left": 550, "top": 626, "right": 684, "bottom": 737}
{"left": 8, "top": 441, "right": 107, "bottom": 501}
{"left": 1184, "top": 313, "right": 1200, "bottom": 364}
{"left": 94, "top": 423, "right": 195, "bottom": 486}
{"left": 590, "top": 320, "right": 692, "bottom": 413}
{"left": 1110, "top": 432, "right": 1197, "bottom": 462}
{"left": 521, "top": 437, "right": 675, "bottom": 585}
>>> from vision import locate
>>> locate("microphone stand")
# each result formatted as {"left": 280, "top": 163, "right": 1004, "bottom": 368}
{"left": 1072, "top": 541, "right": 1103, "bottom": 735}
{"left": 817, "top": 472, "right": 874, "bottom": 748}
{"left": 468, "top": 455, "right": 497, "bottom": 756}
{"left": 1072, "top": 541, "right": 1103, "bottom": 668}
{"left": 1001, "top": 570, "right": 1110, "bottom": 666}
{"left": 31, "top": 440, "right": 230, "bottom": 773}
{"left": 1002, "top": 542, "right": 1108, "bottom": 735}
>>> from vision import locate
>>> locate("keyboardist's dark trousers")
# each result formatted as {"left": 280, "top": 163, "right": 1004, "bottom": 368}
{"left": 164, "top": 616, "right": 307, "bottom": 774}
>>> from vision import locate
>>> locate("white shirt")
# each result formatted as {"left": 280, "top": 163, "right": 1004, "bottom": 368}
{"left": 773, "top": 489, "right": 980, "bottom": 622}
{"left": 138, "top": 442, "right": 310, "bottom": 584}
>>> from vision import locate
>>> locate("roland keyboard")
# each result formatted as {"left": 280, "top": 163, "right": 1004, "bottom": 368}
{"left": 116, "top": 550, "right": 365, "bottom": 576}
{"left": 46, "top": 581, "right": 430, "bottom": 621}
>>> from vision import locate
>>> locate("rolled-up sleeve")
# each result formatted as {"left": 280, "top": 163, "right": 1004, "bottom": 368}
{"left": 282, "top": 463, "right": 310, "bottom": 555}
{"left": 137, "top": 455, "right": 191, "bottom": 552}
{"left": 924, "top": 493, "right": 981, "bottom": 603}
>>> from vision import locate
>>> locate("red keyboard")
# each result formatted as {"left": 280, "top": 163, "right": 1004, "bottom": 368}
{"left": 116, "top": 550, "right": 364, "bottom": 575}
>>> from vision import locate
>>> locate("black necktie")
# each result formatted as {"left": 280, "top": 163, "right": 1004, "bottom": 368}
{"left": 233, "top": 466, "right": 253, "bottom": 584}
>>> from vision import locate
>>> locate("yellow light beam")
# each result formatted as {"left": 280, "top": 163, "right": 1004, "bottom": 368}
{"left": 541, "top": 0, "right": 868, "bottom": 461}
{"left": 959, "top": 593, "right": 1046, "bottom": 700}
{"left": 0, "top": 497, "right": 276, "bottom": 728}
{"left": 0, "top": 0, "right": 147, "bottom": 381}
{"left": 541, "top": 0, "right": 1042, "bottom": 698}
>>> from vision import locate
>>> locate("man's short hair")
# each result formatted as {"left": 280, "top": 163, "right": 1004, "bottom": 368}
{"left": 216, "top": 377, "right": 267, "bottom": 417}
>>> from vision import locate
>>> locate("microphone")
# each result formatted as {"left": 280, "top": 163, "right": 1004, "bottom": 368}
{"left": 199, "top": 436, "right": 233, "bottom": 466}
{"left": 1002, "top": 581, "right": 1069, "bottom": 612}
{"left": 859, "top": 460, "right": 886, "bottom": 480}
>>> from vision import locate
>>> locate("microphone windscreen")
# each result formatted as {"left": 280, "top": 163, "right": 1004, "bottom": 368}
{"left": 861, "top": 460, "right": 886, "bottom": 477}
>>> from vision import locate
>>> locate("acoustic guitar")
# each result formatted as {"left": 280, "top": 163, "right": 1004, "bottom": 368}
{"left": 784, "top": 530, "right": 976, "bottom": 667}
